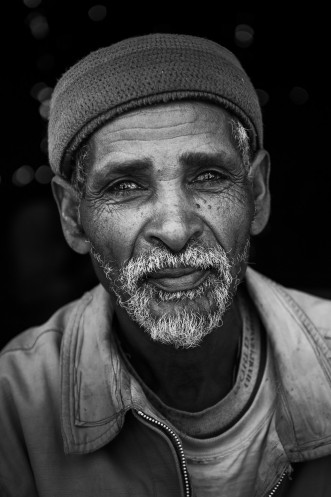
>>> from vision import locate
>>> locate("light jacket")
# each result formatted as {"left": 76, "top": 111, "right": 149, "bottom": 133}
{"left": 0, "top": 268, "right": 331, "bottom": 497}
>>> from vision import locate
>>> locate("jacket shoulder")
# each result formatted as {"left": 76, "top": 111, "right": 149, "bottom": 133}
{"left": 1, "top": 300, "right": 73, "bottom": 357}
{"left": 0, "top": 289, "right": 96, "bottom": 427}
{"left": 0, "top": 287, "right": 98, "bottom": 357}
{"left": 247, "top": 268, "right": 331, "bottom": 347}
{"left": 0, "top": 293, "right": 93, "bottom": 497}
{"left": 285, "top": 286, "right": 331, "bottom": 331}
{"left": 284, "top": 286, "right": 331, "bottom": 352}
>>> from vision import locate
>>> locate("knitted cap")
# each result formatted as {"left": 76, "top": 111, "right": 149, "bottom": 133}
{"left": 48, "top": 33, "right": 263, "bottom": 177}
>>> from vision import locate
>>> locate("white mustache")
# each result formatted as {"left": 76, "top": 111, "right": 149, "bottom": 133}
{"left": 120, "top": 243, "right": 233, "bottom": 285}
{"left": 89, "top": 239, "right": 250, "bottom": 348}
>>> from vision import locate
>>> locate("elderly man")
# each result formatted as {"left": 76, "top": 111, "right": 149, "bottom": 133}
{"left": 1, "top": 33, "right": 331, "bottom": 497}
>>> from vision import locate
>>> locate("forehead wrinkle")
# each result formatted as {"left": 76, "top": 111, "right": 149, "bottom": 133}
{"left": 90, "top": 103, "right": 236, "bottom": 176}
{"left": 93, "top": 102, "right": 230, "bottom": 145}
{"left": 95, "top": 124, "right": 216, "bottom": 147}
{"left": 111, "top": 101, "right": 214, "bottom": 121}
{"left": 92, "top": 132, "right": 235, "bottom": 176}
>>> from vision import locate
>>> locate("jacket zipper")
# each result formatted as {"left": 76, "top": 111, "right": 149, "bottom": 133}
{"left": 136, "top": 410, "right": 191, "bottom": 497}
{"left": 137, "top": 410, "right": 289, "bottom": 497}
{"left": 267, "top": 468, "right": 288, "bottom": 496}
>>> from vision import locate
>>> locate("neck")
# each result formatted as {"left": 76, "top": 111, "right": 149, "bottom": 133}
{"left": 113, "top": 297, "right": 242, "bottom": 412}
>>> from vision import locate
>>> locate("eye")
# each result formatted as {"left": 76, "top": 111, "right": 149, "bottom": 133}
{"left": 193, "top": 171, "right": 227, "bottom": 184}
{"left": 108, "top": 180, "right": 142, "bottom": 194}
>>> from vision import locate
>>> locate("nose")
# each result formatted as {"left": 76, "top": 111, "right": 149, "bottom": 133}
{"left": 143, "top": 188, "right": 204, "bottom": 252}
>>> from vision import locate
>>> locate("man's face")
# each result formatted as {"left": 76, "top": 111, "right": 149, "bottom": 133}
{"left": 79, "top": 102, "right": 257, "bottom": 347}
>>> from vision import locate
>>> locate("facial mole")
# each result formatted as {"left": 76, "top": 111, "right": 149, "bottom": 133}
{"left": 208, "top": 205, "right": 212, "bottom": 209}
{"left": 196, "top": 203, "right": 200, "bottom": 209}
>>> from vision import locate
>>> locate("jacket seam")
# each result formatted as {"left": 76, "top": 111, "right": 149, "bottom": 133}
{"left": 64, "top": 301, "right": 86, "bottom": 446}
{"left": 276, "top": 382, "right": 300, "bottom": 449}
{"left": 67, "top": 421, "right": 119, "bottom": 447}
{"left": 269, "top": 282, "right": 331, "bottom": 452}
{"left": 0, "top": 329, "right": 63, "bottom": 357}
{"left": 289, "top": 433, "right": 331, "bottom": 451}
{"left": 272, "top": 281, "right": 330, "bottom": 341}
{"left": 269, "top": 281, "right": 331, "bottom": 366}
{"left": 75, "top": 408, "right": 127, "bottom": 426}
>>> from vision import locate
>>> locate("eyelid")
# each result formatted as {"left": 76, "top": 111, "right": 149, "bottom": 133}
{"left": 105, "top": 176, "right": 141, "bottom": 188}
{"left": 105, "top": 179, "right": 147, "bottom": 197}
{"left": 193, "top": 170, "right": 228, "bottom": 182}
{"left": 111, "top": 180, "right": 139, "bottom": 190}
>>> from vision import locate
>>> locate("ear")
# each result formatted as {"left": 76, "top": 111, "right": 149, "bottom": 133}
{"left": 51, "top": 175, "right": 90, "bottom": 254}
{"left": 249, "top": 149, "right": 271, "bottom": 236}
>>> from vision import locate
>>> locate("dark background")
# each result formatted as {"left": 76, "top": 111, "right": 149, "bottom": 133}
{"left": 1, "top": 2, "right": 330, "bottom": 350}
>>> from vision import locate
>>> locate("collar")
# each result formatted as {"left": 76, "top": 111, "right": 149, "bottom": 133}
{"left": 60, "top": 269, "right": 331, "bottom": 459}
{"left": 60, "top": 285, "right": 147, "bottom": 453}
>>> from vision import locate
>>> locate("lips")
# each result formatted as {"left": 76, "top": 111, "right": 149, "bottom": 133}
{"left": 147, "top": 267, "right": 210, "bottom": 291}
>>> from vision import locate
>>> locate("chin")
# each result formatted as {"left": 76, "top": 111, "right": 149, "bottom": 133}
{"left": 117, "top": 280, "right": 233, "bottom": 349}
{"left": 148, "top": 291, "right": 220, "bottom": 317}
{"left": 142, "top": 301, "right": 226, "bottom": 349}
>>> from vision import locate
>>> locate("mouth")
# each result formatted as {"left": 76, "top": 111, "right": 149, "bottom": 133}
{"left": 146, "top": 267, "right": 210, "bottom": 292}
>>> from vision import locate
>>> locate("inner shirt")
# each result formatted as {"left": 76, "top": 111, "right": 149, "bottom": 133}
{"left": 120, "top": 287, "right": 279, "bottom": 496}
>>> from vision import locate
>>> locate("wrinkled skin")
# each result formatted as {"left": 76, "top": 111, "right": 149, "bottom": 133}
{"left": 53, "top": 102, "right": 270, "bottom": 411}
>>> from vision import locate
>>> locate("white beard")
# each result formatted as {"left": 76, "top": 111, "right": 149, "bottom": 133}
{"left": 91, "top": 241, "right": 249, "bottom": 349}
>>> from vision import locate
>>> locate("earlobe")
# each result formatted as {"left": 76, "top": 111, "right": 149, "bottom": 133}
{"left": 51, "top": 175, "right": 90, "bottom": 255}
{"left": 249, "top": 149, "right": 271, "bottom": 236}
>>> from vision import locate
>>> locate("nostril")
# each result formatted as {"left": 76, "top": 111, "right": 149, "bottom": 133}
{"left": 144, "top": 213, "right": 204, "bottom": 254}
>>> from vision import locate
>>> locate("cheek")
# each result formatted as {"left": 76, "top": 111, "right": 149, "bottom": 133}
{"left": 80, "top": 205, "right": 142, "bottom": 265}
{"left": 203, "top": 190, "right": 254, "bottom": 250}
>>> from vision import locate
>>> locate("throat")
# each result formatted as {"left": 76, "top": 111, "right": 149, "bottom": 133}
{"left": 115, "top": 298, "right": 243, "bottom": 412}
{"left": 153, "top": 365, "right": 239, "bottom": 412}
{"left": 123, "top": 290, "right": 266, "bottom": 440}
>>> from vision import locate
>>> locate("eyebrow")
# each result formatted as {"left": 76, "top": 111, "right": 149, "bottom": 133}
{"left": 93, "top": 150, "right": 237, "bottom": 183}
{"left": 93, "top": 157, "right": 153, "bottom": 181}
{"left": 179, "top": 151, "right": 238, "bottom": 170}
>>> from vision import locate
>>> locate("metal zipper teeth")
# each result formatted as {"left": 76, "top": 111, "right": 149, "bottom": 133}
{"left": 136, "top": 410, "right": 191, "bottom": 497}
{"left": 267, "top": 468, "right": 288, "bottom": 496}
